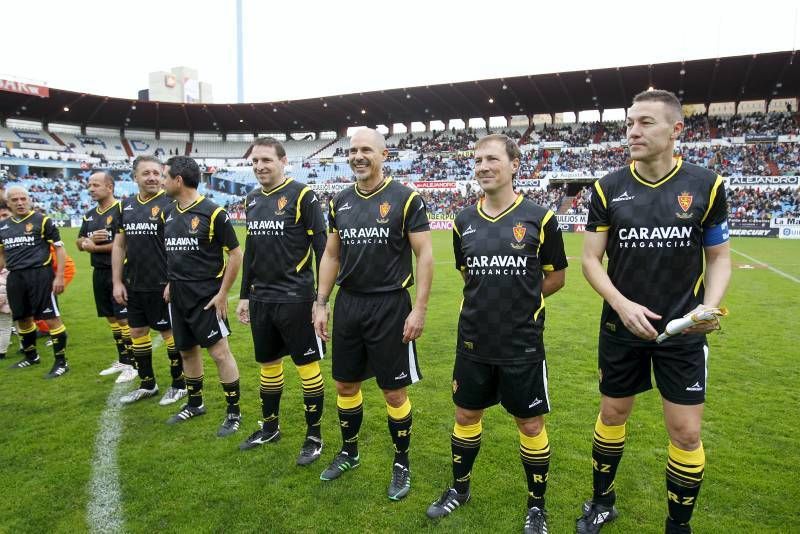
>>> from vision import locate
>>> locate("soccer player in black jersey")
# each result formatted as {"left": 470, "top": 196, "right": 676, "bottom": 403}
{"left": 112, "top": 156, "right": 187, "bottom": 406}
{"left": 575, "top": 90, "right": 731, "bottom": 534}
{"left": 425, "top": 135, "right": 567, "bottom": 534}
{"left": 0, "top": 186, "right": 70, "bottom": 378}
{"left": 313, "top": 128, "right": 433, "bottom": 500}
{"left": 161, "top": 156, "right": 244, "bottom": 437}
{"left": 235, "top": 137, "right": 328, "bottom": 464}
{"left": 77, "top": 172, "right": 137, "bottom": 383}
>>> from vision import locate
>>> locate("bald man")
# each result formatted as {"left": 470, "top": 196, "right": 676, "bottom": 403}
{"left": 77, "top": 172, "right": 136, "bottom": 383}
{"left": 0, "top": 186, "right": 70, "bottom": 377}
{"left": 313, "top": 128, "right": 434, "bottom": 500}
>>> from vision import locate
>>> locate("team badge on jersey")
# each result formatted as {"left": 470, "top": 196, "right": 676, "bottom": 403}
{"left": 189, "top": 216, "right": 200, "bottom": 234}
{"left": 276, "top": 196, "right": 288, "bottom": 215}
{"left": 377, "top": 201, "right": 391, "bottom": 223}
{"left": 24, "top": 223, "right": 34, "bottom": 234}
{"left": 511, "top": 222, "right": 526, "bottom": 250}
{"left": 106, "top": 215, "right": 113, "bottom": 226}
{"left": 150, "top": 206, "right": 160, "bottom": 220}
{"left": 676, "top": 191, "right": 694, "bottom": 219}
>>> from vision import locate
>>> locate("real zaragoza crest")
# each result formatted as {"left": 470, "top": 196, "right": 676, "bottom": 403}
{"left": 377, "top": 201, "right": 391, "bottom": 223}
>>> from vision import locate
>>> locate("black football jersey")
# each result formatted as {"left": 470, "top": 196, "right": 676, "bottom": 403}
{"left": 586, "top": 159, "right": 728, "bottom": 346}
{"left": 164, "top": 196, "right": 239, "bottom": 282}
{"left": 0, "top": 211, "right": 61, "bottom": 271}
{"left": 240, "top": 178, "right": 326, "bottom": 302}
{"left": 78, "top": 200, "right": 121, "bottom": 269}
{"left": 117, "top": 191, "right": 172, "bottom": 290}
{"left": 454, "top": 195, "right": 567, "bottom": 364}
{"left": 328, "top": 178, "right": 429, "bottom": 293}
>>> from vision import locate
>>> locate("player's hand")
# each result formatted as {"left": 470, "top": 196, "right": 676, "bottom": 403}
{"left": 163, "top": 283, "right": 170, "bottom": 303}
{"left": 204, "top": 292, "right": 228, "bottom": 320}
{"left": 52, "top": 275, "right": 65, "bottom": 295}
{"left": 113, "top": 282, "right": 128, "bottom": 305}
{"left": 90, "top": 230, "right": 110, "bottom": 243}
{"left": 681, "top": 304, "right": 720, "bottom": 335}
{"left": 613, "top": 297, "right": 661, "bottom": 340}
{"left": 402, "top": 307, "right": 426, "bottom": 343}
{"left": 312, "top": 301, "right": 330, "bottom": 342}
{"left": 236, "top": 299, "right": 250, "bottom": 324}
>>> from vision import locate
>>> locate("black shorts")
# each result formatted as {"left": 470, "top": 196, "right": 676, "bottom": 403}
{"left": 7, "top": 267, "right": 59, "bottom": 321}
{"left": 598, "top": 334, "right": 708, "bottom": 405}
{"left": 169, "top": 280, "right": 230, "bottom": 351}
{"left": 92, "top": 269, "right": 127, "bottom": 319}
{"left": 127, "top": 288, "right": 171, "bottom": 331}
{"left": 332, "top": 288, "right": 421, "bottom": 390}
{"left": 452, "top": 352, "right": 550, "bottom": 419}
{"left": 249, "top": 300, "right": 324, "bottom": 365}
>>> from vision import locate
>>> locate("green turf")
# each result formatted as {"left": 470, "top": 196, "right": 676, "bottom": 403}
{"left": 0, "top": 229, "right": 797, "bottom": 533}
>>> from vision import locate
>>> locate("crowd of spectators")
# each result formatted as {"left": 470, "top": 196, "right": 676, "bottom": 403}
{"left": 727, "top": 186, "right": 800, "bottom": 220}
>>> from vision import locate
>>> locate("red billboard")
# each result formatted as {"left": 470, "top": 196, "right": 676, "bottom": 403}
{"left": 0, "top": 79, "right": 50, "bottom": 98}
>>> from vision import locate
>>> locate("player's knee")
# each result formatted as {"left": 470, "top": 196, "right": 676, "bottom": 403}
{"left": 454, "top": 407, "right": 482, "bottom": 426}
{"left": 335, "top": 381, "right": 360, "bottom": 397}
{"left": 382, "top": 388, "right": 407, "bottom": 408}
{"left": 600, "top": 398, "right": 633, "bottom": 426}
{"left": 516, "top": 416, "right": 545, "bottom": 437}
{"left": 669, "top": 426, "right": 701, "bottom": 450}
{"left": 44, "top": 318, "right": 64, "bottom": 330}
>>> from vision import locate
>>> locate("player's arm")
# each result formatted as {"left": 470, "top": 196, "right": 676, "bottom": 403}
{"left": 204, "top": 210, "right": 242, "bottom": 320}
{"left": 111, "top": 232, "right": 127, "bottom": 305}
{"left": 236, "top": 237, "right": 253, "bottom": 324}
{"left": 404, "top": 229, "right": 433, "bottom": 343}
{"left": 76, "top": 217, "right": 90, "bottom": 252}
{"left": 0, "top": 246, "right": 5, "bottom": 271}
{"left": 453, "top": 225, "right": 467, "bottom": 283}
{"left": 313, "top": 231, "right": 341, "bottom": 342}
{"left": 44, "top": 218, "right": 66, "bottom": 295}
{"left": 300, "top": 188, "right": 328, "bottom": 279}
{"left": 582, "top": 231, "right": 661, "bottom": 340}
{"left": 52, "top": 244, "right": 66, "bottom": 295}
{"left": 539, "top": 212, "right": 567, "bottom": 298}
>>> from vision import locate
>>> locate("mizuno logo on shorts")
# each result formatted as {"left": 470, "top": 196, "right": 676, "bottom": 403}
{"left": 207, "top": 330, "right": 218, "bottom": 338}
{"left": 394, "top": 372, "right": 408, "bottom": 380}
{"left": 685, "top": 382, "right": 703, "bottom": 391}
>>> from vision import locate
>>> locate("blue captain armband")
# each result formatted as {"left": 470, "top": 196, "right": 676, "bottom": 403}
{"left": 702, "top": 221, "right": 729, "bottom": 246}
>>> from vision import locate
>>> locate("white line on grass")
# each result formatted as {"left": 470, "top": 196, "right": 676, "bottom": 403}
{"left": 731, "top": 248, "right": 800, "bottom": 284}
{"left": 87, "top": 337, "right": 163, "bottom": 534}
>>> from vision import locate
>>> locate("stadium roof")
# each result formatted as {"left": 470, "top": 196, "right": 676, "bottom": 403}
{"left": 1, "top": 51, "right": 797, "bottom": 135}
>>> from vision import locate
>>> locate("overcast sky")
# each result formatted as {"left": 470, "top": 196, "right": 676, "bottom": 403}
{"left": 2, "top": 0, "right": 798, "bottom": 104}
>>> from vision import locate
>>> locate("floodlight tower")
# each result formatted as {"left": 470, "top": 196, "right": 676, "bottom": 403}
{"left": 236, "top": 0, "right": 244, "bottom": 103}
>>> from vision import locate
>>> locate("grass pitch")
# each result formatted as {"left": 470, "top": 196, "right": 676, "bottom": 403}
{"left": 0, "top": 228, "right": 797, "bottom": 533}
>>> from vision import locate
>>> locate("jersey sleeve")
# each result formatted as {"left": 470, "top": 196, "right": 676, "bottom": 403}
{"left": 539, "top": 212, "right": 568, "bottom": 272}
{"left": 78, "top": 216, "right": 89, "bottom": 238}
{"left": 403, "top": 192, "right": 430, "bottom": 233}
{"left": 452, "top": 219, "right": 465, "bottom": 272}
{"left": 43, "top": 217, "right": 62, "bottom": 245}
{"left": 327, "top": 199, "right": 337, "bottom": 233}
{"left": 300, "top": 189, "right": 326, "bottom": 235}
{"left": 585, "top": 179, "right": 610, "bottom": 232}
{"left": 212, "top": 210, "right": 240, "bottom": 250}
{"left": 701, "top": 176, "right": 729, "bottom": 246}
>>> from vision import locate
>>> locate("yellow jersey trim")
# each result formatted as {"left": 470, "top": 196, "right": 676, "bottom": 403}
{"left": 400, "top": 273, "right": 413, "bottom": 288}
{"left": 296, "top": 186, "right": 311, "bottom": 224}
{"left": 136, "top": 190, "right": 164, "bottom": 205}
{"left": 95, "top": 200, "right": 119, "bottom": 215}
{"left": 701, "top": 175, "right": 724, "bottom": 225}
{"left": 593, "top": 180, "right": 607, "bottom": 209}
{"left": 261, "top": 178, "right": 293, "bottom": 197}
{"left": 477, "top": 194, "right": 524, "bottom": 223}
{"left": 402, "top": 191, "right": 420, "bottom": 233}
{"left": 355, "top": 177, "right": 392, "bottom": 200}
{"left": 209, "top": 206, "right": 225, "bottom": 241}
{"left": 296, "top": 245, "right": 312, "bottom": 272}
{"left": 11, "top": 211, "right": 35, "bottom": 224}
{"left": 595, "top": 225, "right": 610, "bottom": 232}
{"left": 629, "top": 158, "right": 683, "bottom": 188}
{"left": 176, "top": 195, "right": 205, "bottom": 214}
{"left": 538, "top": 210, "right": 554, "bottom": 254}
{"left": 41, "top": 216, "right": 49, "bottom": 238}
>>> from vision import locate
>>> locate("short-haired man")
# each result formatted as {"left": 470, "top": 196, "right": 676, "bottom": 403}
{"left": 313, "top": 128, "right": 433, "bottom": 500}
{"left": 236, "top": 137, "right": 328, "bottom": 464}
{"left": 162, "top": 156, "right": 244, "bottom": 437}
{"left": 0, "top": 186, "right": 70, "bottom": 378}
{"left": 112, "top": 156, "right": 187, "bottom": 406}
{"left": 425, "top": 135, "right": 567, "bottom": 534}
{"left": 576, "top": 90, "right": 731, "bottom": 534}
{"left": 77, "top": 171, "right": 136, "bottom": 383}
